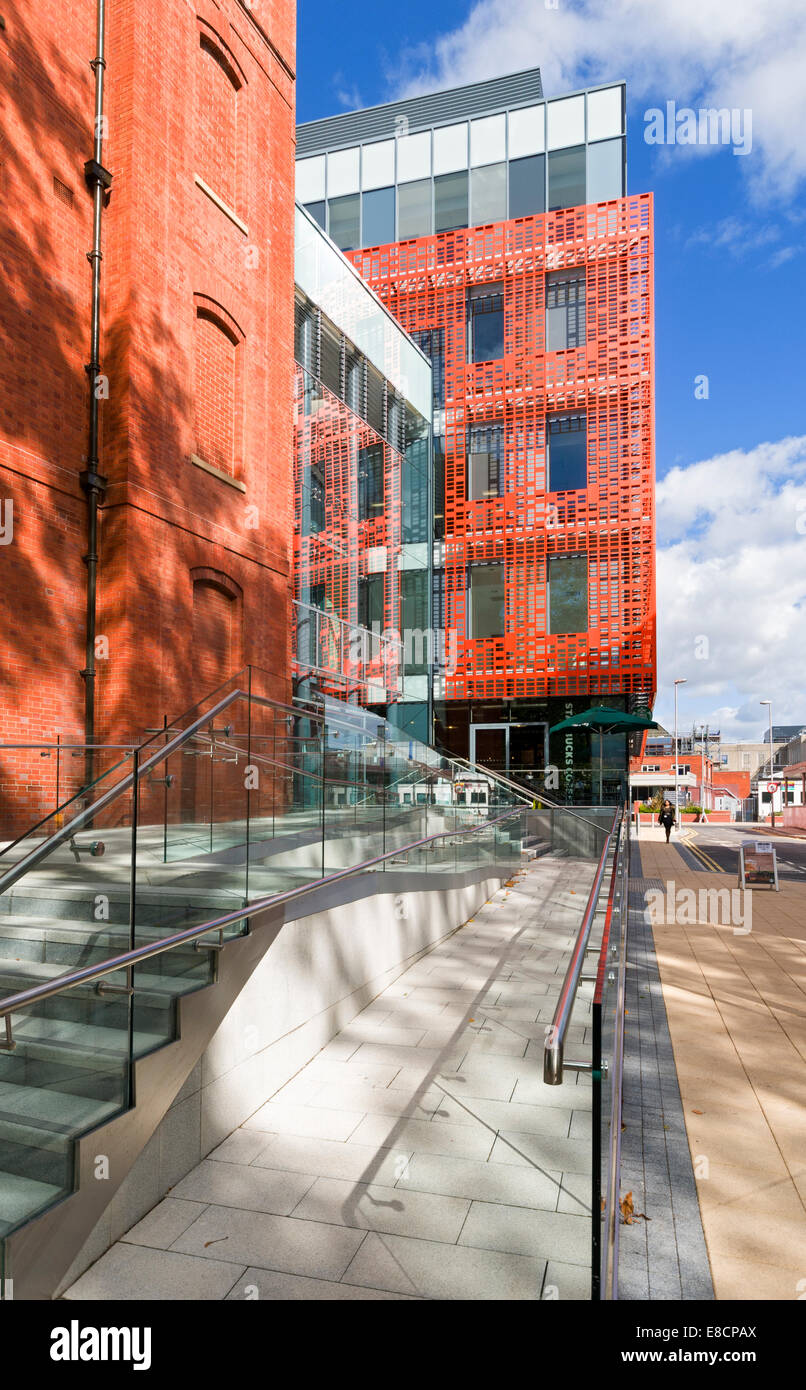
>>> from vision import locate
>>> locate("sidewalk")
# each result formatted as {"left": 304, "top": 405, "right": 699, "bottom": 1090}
{"left": 636, "top": 835, "right": 806, "bottom": 1299}
{"left": 64, "top": 852, "right": 600, "bottom": 1301}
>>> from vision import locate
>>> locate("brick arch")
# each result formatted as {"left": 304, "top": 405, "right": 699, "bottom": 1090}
{"left": 191, "top": 295, "right": 245, "bottom": 480}
{"left": 192, "top": 293, "right": 245, "bottom": 345}
{"left": 190, "top": 568, "right": 244, "bottom": 694}
{"left": 195, "top": 20, "right": 247, "bottom": 212}
{"left": 189, "top": 566, "right": 243, "bottom": 601}
{"left": 197, "top": 23, "right": 246, "bottom": 91}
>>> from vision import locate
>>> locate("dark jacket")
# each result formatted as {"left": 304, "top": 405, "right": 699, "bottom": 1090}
{"left": 658, "top": 806, "right": 676, "bottom": 828}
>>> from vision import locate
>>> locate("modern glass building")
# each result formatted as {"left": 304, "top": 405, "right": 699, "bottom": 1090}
{"left": 293, "top": 204, "right": 433, "bottom": 741}
{"left": 295, "top": 68, "right": 656, "bottom": 801}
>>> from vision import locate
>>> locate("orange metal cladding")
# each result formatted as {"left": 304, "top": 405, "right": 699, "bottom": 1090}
{"left": 348, "top": 193, "right": 656, "bottom": 706}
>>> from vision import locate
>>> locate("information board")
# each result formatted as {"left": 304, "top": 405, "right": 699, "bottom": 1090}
{"left": 739, "top": 841, "right": 779, "bottom": 890}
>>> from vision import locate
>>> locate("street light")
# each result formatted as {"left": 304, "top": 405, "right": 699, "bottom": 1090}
{"left": 760, "top": 699, "right": 774, "bottom": 827}
{"left": 674, "top": 679, "right": 687, "bottom": 820}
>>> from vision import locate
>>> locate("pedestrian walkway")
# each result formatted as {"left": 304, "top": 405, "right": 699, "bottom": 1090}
{"left": 64, "top": 852, "right": 600, "bottom": 1301}
{"left": 636, "top": 831, "right": 806, "bottom": 1299}
{"left": 619, "top": 845, "right": 713, "bottom": 1300}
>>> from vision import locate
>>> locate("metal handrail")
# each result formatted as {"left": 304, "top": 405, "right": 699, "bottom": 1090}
{"left": 0, "top": 807, "right": 527, "bottom": 1035}
{"left": 448, "top": 753, "right": 610, "bottom": 831}
{"left": 0, "top": 686, "right": 315, "bottom": 896}
{"left": 0, "top": 743, "right": 138, "bottom": 751}
{"left": 602, "top": 807, "right": 630, "bottom": 1299}
{"left": 543, "top": 806, "right": 621, "bottom": 1085}
{"left": 446, "top": 755, "right": 534, "bottom": 806}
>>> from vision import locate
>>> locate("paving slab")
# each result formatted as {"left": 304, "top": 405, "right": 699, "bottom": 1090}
{"left": 63, "top": 854, "right": 601, "bottom": 1300}
{"left": 630, "top": 830, "right": 806, "bottom": 1301}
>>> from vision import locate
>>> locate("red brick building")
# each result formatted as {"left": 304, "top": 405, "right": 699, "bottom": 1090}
{"left": 0, "top": 0, "right": 296, "bottom": 833}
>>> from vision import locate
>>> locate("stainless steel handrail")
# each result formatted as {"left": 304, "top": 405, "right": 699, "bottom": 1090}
{"left": 448, "top": 754, "right": 611, "bottom": 832}
{"left": 446, "top": 755, "right": 533, "bottom": 806}
{"left": 0, "top": 686, "right": 310, "bottom": 896}
{"left": 0, "top": 744, "right": 138, "bottom": 751}
{"left": 602, "top": 807, "right": 630, "bottom": 1300}
{"left": 0, "top": 808, "right": 526, "bottom": 1032}
{"left": 543, "top": 806, "right": 620, "bottom": 1085}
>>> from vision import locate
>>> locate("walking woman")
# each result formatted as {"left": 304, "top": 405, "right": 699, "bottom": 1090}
{"left": 658, "top": 798, "right": 676, "bottom": 843}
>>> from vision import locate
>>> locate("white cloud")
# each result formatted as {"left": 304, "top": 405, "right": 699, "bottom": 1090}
{"left": 654, "top": 437, "right": 806, "bottom": 739}
{"left": 393, "top": 0, "right": 806, "bottom": 201}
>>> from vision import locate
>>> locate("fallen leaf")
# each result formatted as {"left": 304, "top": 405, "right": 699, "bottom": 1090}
{"left": 204, "top": 1237, "right": 228, "bottom": 1248}
{"left": 620, "top": 1191, "right": 651, "bottom": 1224}
{"left": 692, "top": 1109, "right": 703, "bottom": 1115}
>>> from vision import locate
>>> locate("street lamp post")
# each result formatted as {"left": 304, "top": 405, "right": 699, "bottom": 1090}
{"left": 760, "top": 700, "right": 774, "bottom": 827}
{"left": 674, "top": 680, "right": 687, "bottom": 823}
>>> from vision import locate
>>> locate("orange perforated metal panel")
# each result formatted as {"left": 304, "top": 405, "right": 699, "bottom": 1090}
{"left": 348, "top": 194, "right": 656, "bottom": 708}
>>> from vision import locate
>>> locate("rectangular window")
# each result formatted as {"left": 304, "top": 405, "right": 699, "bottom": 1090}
{"left": 398, "top": 178, "right": 432, "bottom": 239}
{"left": 303, "top": 200, "right": 326, "bottom": 231}
{"left": 548, "top": 146, "right": 586, "bottom": 211}
{"left": 403, "top": 406, "right": 430, "bottom": 545}
{"left": 358, "top": 574, "right": 384, "bottom": 632}
{"left": 362, "top": 186, "right": 395, "bottom": 247}
{"left": 434, "top": 170, "right": 468, "bottom": 232}
{"left": 546, "top": 269, "right": 586, "bottom": 351}
{"left": 467, "top": 423, "right": 504, "bottom": 500}
{"left": 411, "top": 327, "right": 445, "bottom": 409}
{"left": 508, "top": 154, "right": 545, "bottom": 218}
{"left": 358, "top": 443, "right": 384, "bottom": 521}
{"left": 548, "top": 412, "right": 587, "bottom": 492}
{"left": 328, "top": 193, "right": 360, "bottom": 250}
{"left": 586, "top": 138, "right": 623, "bottom": 203}
{"left": 468, "top": 283, "right": 504, "bottom": 363}
{"left": 548, "top": 553, "right": 587, "bottom": 635}
{"left": 471, "top": 162, "right": 506, "bottom": 224}
{"left": 469, "top": 564, "right": 505, "bottom": 639}
{"left": 401, "top": 569, "right": 429, "bottom": 674}
{"left": 433, "top": 435, "right": 445, "bottom": 540}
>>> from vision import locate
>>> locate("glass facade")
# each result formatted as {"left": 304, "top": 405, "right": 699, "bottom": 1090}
{"left": 297, "top": 84, "right": 625, "bottom": 248}
{"left": 294, "top": 206, "right": 433, "bottom": 731}
{"left": 294, "top": 74, "right": 654, "bottom": 798}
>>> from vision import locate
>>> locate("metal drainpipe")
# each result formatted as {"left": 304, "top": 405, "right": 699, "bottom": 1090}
{"left": 80, "top": 0, "right": 112, "bottom": 795}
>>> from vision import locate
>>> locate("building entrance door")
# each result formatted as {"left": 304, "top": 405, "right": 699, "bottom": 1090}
{"left": 470, "top": 724, "right": 508, "bottom": 775}
{"left": 470, "top": 722, "right": 547, "bottom": 787}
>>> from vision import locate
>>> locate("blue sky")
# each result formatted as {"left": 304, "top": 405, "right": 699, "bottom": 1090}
{"left": 297, "top": 0, "right": 806, "bottom": 742}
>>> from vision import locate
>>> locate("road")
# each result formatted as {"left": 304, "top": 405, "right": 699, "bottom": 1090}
{"left": 671, "top": 823, "right": 806, "bottom": 881}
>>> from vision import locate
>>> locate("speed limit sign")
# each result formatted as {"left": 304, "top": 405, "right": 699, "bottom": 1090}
{"left": 767, "top": 781, "right": 779, "bottom": 794}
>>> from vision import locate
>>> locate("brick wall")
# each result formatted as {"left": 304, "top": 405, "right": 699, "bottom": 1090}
{"left": 0, "top": 0, "right": 296, "bottom": 837}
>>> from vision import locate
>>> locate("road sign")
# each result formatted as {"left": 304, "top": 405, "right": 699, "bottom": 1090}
{"left": 767, "top": 782, "right": 779, "bottom": 793}
{"left": 739, "top": 841, "right": 779, "bottom": 890}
